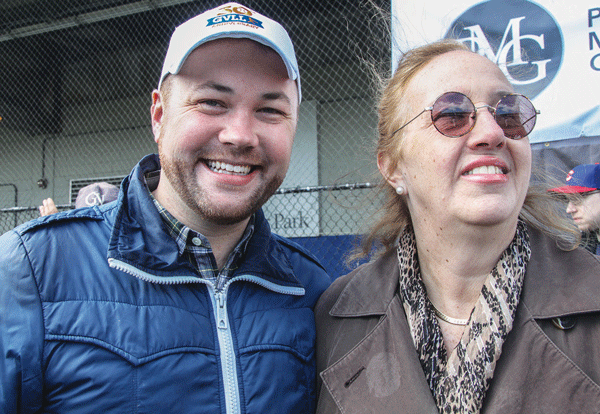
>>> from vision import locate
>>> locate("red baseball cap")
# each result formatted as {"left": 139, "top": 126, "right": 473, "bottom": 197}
{"left": 548, "top": 163, "right": 600, "bottom": 194}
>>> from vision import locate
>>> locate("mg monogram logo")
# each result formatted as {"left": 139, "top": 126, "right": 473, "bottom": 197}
{"left": 457, "top": 17, "right": 549, "bottom": 85}
{"left": 446, "top": 0, "right": 563, "bottom": 99}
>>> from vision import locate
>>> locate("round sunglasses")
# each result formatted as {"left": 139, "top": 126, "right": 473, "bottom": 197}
{"left": 391, "top": 91, "right": 539, "bottom": 139}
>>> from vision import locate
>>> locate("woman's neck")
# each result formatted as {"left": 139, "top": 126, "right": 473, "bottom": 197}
{"left": 413, "top": 218, "right": 518, "bottom": 318}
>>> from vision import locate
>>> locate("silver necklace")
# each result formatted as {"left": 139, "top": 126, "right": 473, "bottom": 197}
{"left": 431, "top": 304, "right": 469, "bottom": 326}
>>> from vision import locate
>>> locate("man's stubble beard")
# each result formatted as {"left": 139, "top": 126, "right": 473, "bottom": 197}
{"left": 158, "top": 137, "right": 284, "bottom": 226}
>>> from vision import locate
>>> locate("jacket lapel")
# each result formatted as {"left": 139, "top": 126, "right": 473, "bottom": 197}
{"left": 320, "top": 294, "right": 438, "bottom": 414}
{"left": 321, "top": 251, "right": 439, "bottom": 413}
{"left": 480, "top": 227, "right": 600, "bottom": 412}
{"left": 482, "top": 298, "right": 600, "bottom": 413}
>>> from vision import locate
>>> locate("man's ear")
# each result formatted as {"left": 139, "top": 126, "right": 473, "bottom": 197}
{"left": 150, "top": 90, "right": 163, "bottom": 144}
{"left": 377, "top": 151, "right": 405, "bottom": 190}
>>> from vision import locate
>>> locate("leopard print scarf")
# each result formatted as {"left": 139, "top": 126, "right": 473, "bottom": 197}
{"left": 397, "top": 220, "right": 530, "bottom": 413}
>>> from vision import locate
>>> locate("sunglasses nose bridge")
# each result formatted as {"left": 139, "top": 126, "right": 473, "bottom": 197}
{"left": 473, "top": 104, "right": 498, "bottom": 128}
{"left": 470, "top": 104, "right": 507, "bottom": 140}
{"left": 474, "top": 104, "right": 496, "bottom": 116}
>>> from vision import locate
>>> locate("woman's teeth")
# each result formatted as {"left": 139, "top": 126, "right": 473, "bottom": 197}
{"left": 466, "top": 165, "right": 503, "bottom": 175}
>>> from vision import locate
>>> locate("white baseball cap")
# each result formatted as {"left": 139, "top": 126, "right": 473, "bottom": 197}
{"left": 158, "top": 2, "right": 301, "bottom": 101}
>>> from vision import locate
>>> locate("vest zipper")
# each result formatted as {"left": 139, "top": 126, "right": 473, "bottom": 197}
{"left": 209, "top": 285, "right": 241, "bottom": 414}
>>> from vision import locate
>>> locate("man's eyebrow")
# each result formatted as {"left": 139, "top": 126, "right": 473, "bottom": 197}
{"left": 196, "top": 82, "right": 233, "bottom": 94}
{"left": 262, "top": 92, "right": 292, "bottom": 105}
{"left": 194, "top": 82, "right": 292, "bottom": 105}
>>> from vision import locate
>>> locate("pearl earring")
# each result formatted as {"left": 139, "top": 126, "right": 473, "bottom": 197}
{"left": 395, "top": 186, "right": 405, "bottom": 195}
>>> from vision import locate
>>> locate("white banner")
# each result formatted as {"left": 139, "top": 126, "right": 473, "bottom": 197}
{"left": 391, "top": 0, "right": 600, "bottom": 143}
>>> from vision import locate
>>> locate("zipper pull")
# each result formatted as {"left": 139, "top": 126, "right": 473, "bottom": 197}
{"left": 216, "top": 292, "right": 227, "bottom": 330}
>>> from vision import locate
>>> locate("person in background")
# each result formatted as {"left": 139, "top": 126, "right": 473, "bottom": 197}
{"left": 0, "top": 3, "right": 330, "bottom": 413}
{"left": 39, "top": 181, "right": 119, "bottom": 216}
{"left": 38, "top": 197, "right": 59, "bottom": 216}
{"left": 549, "top": 163, "right": 600, "bottom": 254}
{"left": 315, "top": 39, "right": 600, "bottom": 413}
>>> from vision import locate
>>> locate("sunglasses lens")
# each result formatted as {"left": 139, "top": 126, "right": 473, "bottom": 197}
{"left": 431, "top": 92, "right": 475, "bottom": 137}
{"left": 495, "top": 94, "right": 537, "bottom": 139}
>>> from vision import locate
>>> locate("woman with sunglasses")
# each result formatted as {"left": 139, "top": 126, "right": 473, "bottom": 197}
{"left": 315, "top": 40, "right": 600, "bottom": 413}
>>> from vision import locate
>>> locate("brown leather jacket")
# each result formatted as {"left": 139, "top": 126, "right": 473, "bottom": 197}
{"left": 316, "top": 227, "right": 600, "bottom": 413}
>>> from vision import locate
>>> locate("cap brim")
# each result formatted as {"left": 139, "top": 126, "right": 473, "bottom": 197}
{"left": 548, "top": 186, "right": 597, "bottom": 193}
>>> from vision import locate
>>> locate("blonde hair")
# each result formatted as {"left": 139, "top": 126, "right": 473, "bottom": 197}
{"left": 355, "top": 39, "right": 579, "bottom": 260}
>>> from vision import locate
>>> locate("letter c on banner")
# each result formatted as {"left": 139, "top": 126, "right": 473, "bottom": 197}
{"left": 591, "top": 52, "right": 600, "bottom": 71}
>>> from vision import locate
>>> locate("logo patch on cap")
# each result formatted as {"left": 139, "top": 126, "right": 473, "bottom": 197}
{"left": 207, "top": 14, "right": 264, "bottom": 29}
{"left": 208, "top": 5, "right": 264, "bottom": 29}
{"left": 566, "top": 170, "right": 574, "bottom": 181}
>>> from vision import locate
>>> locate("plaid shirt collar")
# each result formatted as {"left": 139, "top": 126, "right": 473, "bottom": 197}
{"left": 150, "top": 191, "right": 255, "bottom": 290}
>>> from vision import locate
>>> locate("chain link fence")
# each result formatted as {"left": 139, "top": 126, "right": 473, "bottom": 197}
{"left": 0, "top": 0, "right": 390, "bottom": 277}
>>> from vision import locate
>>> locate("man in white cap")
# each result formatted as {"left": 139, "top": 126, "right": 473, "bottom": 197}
{"left": 0, "top": 4, "right": 330, "bottom": 413}
{"left": 549, "top": 163, "right": 600, "bottom": 254}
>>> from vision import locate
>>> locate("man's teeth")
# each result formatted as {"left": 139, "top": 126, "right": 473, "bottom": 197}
{"left": 466, "top": 165, "right": 503, "bottom": 175}
{"left": 207, "top": 160, "right": 251, "bottom": 175}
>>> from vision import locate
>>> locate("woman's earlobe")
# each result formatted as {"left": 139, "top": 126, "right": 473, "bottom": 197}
{"left": 377, "top": 151, "right": 391, "bottom": 179}
{"left": 378, "top": 152, "right": 406, "bottom": 192}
